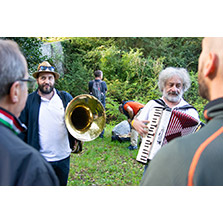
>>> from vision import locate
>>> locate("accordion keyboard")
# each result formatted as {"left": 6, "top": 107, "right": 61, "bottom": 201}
{"left": 136, "top": 107, "right": 163, "bottom": 164}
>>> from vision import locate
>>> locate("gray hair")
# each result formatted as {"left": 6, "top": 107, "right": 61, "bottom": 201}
{"left": 158, "top": 67, "right": 191, "bottom": 93}
{"left": 0, "top": 39, "right": 27, "bottom": 99}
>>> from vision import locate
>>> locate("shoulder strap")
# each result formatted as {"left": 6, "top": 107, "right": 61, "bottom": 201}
{"left": 153, "top": 99, "right": 166, "bottom": 107}
{"left": 153, "top": 99, "right": 197, "bottom": 111}
{"left": 174, "top": 104, "right": 197, "bottom": 111}
{"left": 153, "top": 99, "right": 170, "bottom": 110}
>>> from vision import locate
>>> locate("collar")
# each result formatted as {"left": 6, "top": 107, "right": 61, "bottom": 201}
{"left": 203, "top": 98, "right": 223, "bottom": 121}
{"left": 38, "top": 88, "right": 55, "bottom": 101}
{"left": 204, "top": 98, "right": 223, "bottom": 110}
{"left": 0, "top": 107, "right": 27, "bottom": 135}
{"left": 161, "top": 97, "right": 186, "bottom": 108}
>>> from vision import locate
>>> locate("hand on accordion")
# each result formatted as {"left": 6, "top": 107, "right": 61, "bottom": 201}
{"left": 132, "top": 119, "right": 149, "bottom": 137}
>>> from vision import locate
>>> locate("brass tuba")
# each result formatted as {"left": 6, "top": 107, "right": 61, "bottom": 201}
{"left": 65, "top": 94, "right": 106, "bottom": 142}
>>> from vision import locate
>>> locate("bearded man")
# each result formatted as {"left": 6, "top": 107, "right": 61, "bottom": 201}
{"left": 132, "top": 67, "right": 200, "bottom": 173}
{"left": 19, "top": 61, "right": 77, "bottom": 186}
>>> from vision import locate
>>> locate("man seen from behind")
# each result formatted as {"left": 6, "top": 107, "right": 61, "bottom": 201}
{"left": 0, "top": 39, "right": 59, "bottom": 186}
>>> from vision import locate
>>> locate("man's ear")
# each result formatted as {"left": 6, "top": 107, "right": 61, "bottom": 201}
{"left": 9, "top": 81, "right": 20, "bottom": 103}
{"left": 204, "top": 53, "right": 217, "bottom": 77}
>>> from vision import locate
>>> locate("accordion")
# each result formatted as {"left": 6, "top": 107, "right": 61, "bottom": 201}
{"left": 136, "top": 107, "right": 201, "bottom": 164}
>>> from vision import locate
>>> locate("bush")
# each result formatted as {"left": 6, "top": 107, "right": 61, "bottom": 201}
{"left": 53, "top": 37, "right": 205, "bottom": 124}
{"left": 1, "top": 37, "right": 47, "bottom": 74}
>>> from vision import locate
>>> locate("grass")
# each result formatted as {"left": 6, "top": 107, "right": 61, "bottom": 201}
{"left": 67, "top": 124, "right": 144, "bottom": 186}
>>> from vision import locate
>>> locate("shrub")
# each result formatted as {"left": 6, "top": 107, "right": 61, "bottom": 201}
{"left": 1, "top": 37, "right": 47, "bottom": 74}
{"left": 54, "top": 37, "right": 205, "bottom": 124}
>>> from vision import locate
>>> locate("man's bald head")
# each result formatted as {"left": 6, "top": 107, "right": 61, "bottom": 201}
{"left": 203, "top": 37, "right": 223, "bottom": 52}
{"left": 198, "top": 37, "right": 223, "bottom": 101}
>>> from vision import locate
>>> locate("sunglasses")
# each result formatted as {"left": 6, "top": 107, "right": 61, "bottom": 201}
{"left": 38, "top": 66, "right": 55, "bottom": 72}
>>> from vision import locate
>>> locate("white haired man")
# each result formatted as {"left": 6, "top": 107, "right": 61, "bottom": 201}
{"left": 132, "top": 67, "right": 200, "bottom": 172}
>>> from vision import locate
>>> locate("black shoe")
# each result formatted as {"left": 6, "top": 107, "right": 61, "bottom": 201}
{"left": 128, "top": 145, "right": 138, "bottom": 150}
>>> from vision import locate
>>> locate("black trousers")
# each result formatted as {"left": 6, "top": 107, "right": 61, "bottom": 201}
{"left": 49, "top": 156, "right": 70, "bottom": 186}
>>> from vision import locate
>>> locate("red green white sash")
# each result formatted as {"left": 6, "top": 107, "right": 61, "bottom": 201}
{"left": 0, "top": 107, "right": 26, "bottom": 135}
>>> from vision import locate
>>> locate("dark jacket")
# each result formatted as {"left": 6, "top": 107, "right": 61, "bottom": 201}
{"left": 19, "top": 89, "right": 75, "bottom": 151}
{"left": 88, "top": 79, "right": 107, "bottom": 107}
{"left": 0, "top": 111, "right": 59, "bottom": 186}
{"left": 141, "top": 98, "right": 223, "bottom": 186}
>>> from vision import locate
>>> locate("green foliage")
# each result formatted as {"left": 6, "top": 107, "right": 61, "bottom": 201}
{"left": 55, "top": 56, "right": 90, "bottom": 97}
{"left": 114, "top": 37, "right": 202, "bottom": 72}
{"left": 7, "top": 37, "right": 205, "bottom": 124}
{"left": 56, "top": 37, "right": 204, "bottom": 123}
{"left": 55, "top": 38, "right": 115, "bottom": 97}
{"left": 103, "top": 55, "right": 165, "bottom": 122}
{"left": 158, "top": 37, "right": 202, "bottom": 72}
{"left": 105, "top": 95, "right": 126, "bottom": 125}
{"left": 99, "top": 45, "right": 122, "bottom": 80}
{"left": 1, "top": 37, "right": 47, "bottom": 73}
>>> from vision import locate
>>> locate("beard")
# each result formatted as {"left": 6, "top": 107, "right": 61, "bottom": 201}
{"left": 38, "top": 83, "right": 54, "bottom": 94}
{"left": 198, "top": 73, "right": 209, "bottom": 100}
{"left": 163, "top": 89, "right": 183, "bottom": 103}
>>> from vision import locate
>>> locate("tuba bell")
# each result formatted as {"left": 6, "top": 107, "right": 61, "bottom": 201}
{"left": 65, "top": 94, "right": 106, "bottom": 142}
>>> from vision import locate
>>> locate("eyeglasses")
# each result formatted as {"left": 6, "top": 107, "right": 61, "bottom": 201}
{"left": 8, "top": 76, "right": 36, "bottom": 94}
{"left": 19, "top": 76, "right": 36, "bottom": 89}
{"left": 38, "top": 66, "right": 55, "bottom": 72}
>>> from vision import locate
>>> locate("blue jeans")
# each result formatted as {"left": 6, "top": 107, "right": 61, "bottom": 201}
{"left": 49, "top": 156, "right": 70, "bottom": 186}
{"left": 99, "top": 129, "right": 105, "bottom": 138}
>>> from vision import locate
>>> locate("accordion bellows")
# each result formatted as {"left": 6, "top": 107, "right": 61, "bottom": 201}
{"left": 136, "top": 107, "right": 200, "bottom": 164}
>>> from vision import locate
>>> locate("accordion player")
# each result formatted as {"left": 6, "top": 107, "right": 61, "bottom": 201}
{"left": 136, "top": 106, "right": 203, "bottom": 164}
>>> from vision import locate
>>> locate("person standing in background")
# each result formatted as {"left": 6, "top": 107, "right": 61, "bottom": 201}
{"left": 89, "top": 70, "right": 107, "bottom": 138}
